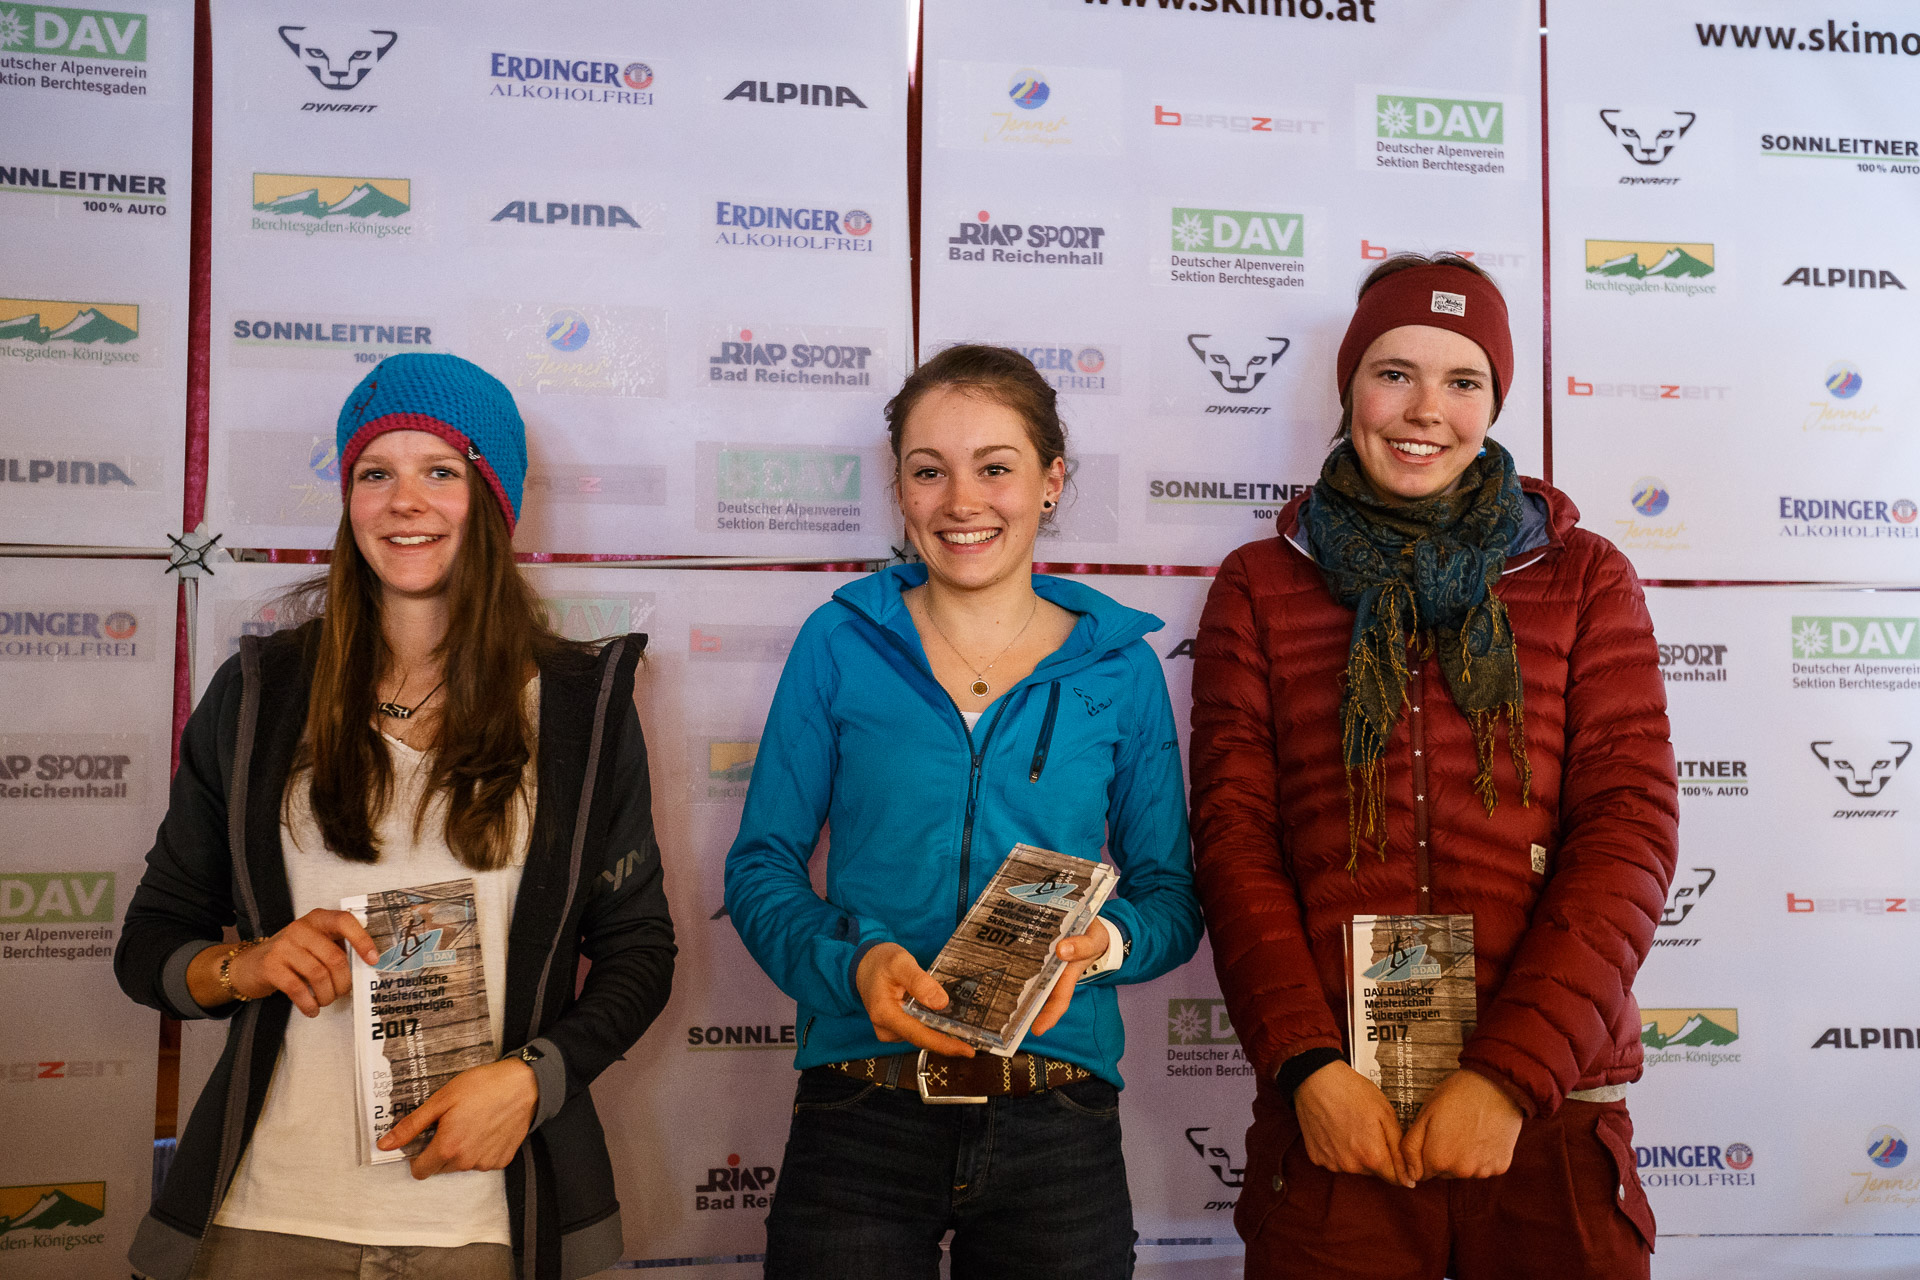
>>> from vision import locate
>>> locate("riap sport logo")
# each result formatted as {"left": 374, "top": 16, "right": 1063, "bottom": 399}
{"left": 947, "top": 210, "right": 1106, "bottom": 267}
{"left": 0, "top": 298, "right": 139, "bottom": 367}
{"left": 706, "top": 327, "right": 879, "bottom": 390}
{"left": 251, "top": 174, "right": 413, "bottom": 239}
{"left": 0, "top": 6, "right": 144, "bottom": 60}
{"left": 1585, "top": 240, "right": 1717, "bottom": 296}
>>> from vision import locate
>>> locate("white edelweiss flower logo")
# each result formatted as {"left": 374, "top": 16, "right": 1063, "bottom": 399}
{"left": 1378, "top": 98, "right": 1413, "bottom": 137}
{"left": 1172, "top": 212, "right": 1209, "bottom": 251}
{"left": 1792, "top": 620, "right": 1828, "bottom": 658}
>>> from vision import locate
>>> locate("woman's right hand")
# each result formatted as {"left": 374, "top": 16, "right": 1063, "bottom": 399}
{"left": 854, "top": 942, "right": 976, "bottom": 1058}
{"left": 1292, "top": 1059, "right": 1415, "bottom": 1188}
{"left": 189, "top": 909, "right": 381, "bottom": 1017}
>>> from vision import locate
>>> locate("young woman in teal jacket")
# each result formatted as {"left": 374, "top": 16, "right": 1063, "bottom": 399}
{"left": 725, "top": 344, "right": 1202, "bottom": 1279}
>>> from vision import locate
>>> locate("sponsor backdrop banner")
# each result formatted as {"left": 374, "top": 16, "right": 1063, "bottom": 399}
{"left": 204, "top": 0, "right": 909, "bottom": 557}
{"left": 0, "top": 558, "right": 173, "bottom": 1275}
{"left": 1635, "top": 585, "right": 1920, "bottom": 1273}
{"left": 1550, "top": 1, "right": 1920, "bottom": 581}
{"left": 1, "top": 0, "right": 194, "bottom": 548}
{"left": 919, "top": 0, "right": 1544, "bottom": 568}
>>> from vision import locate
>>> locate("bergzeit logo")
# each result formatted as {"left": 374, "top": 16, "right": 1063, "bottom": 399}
{"left": 1788, "top": 891, "right": 1917, "bottom": 917}
{"left": 713, "top": 200, "right": 874, "bottom": 254}
{"left": 250, "top": 173, "right": 412, "bottom": 239}
{"left": 1372, "top": 91, "right": 1507, "bottom": 176}
{"left": 0, "top": 298, "right": 139, "bottom": 368}
{"left": 688, "top": 625, "right": 800, "bottom": 664}
{"left": 1599, "top": 108, "right": 1695, "bottom": 183}
{"left": 0, "top": 1180, "right": 106, "bottom": 1251}
{"left": 704, "top": 325, "right": 882, "bottom": 391}
{"left": 229, "top": 312, "right": 433, "bottom": 371}
{"left": 1360, "top": 238, "right": 1528, "bottom": 273}
{"left": 1565, "top": 375, "right": 1728, "bottom": 403}
{"left": 1169, "top": 207, "right": 1305, "bottom": 291}
{"left": 0, "top": 609, "right": 142, "bottom": 660}
{"left": 947, "top": 210, "right": 1106, "bottom": 267}
{"left": 1153, "top": 102, "right": 1325, "bottom": 141}
{"left": 490, "top": 52, "right": 654, "bottom": 106}
{"left": 1585, "top": 240, "right": 1716, "bottom": 295}
{"left": 4, "top": 1057, "right": 131, "bottom": 1083}
{"left": 1641, "top": 1007, "right": 1741, "bottom": 1065}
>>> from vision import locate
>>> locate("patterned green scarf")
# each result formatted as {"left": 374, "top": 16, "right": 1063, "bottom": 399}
{"left": 1301, "top": 439, "right": 1532, "bottom": 866}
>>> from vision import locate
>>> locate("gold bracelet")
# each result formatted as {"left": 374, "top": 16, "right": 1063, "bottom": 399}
{"left": 218, "top": 937, "right": 264, "bottom": 1004}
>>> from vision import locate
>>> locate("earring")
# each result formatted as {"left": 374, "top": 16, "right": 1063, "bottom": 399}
{"left": 1042, "top": 499, "right": 1056, "bottom": 509}
{"left": 1477, "top": 446, "right": 1487, "bottom": 457}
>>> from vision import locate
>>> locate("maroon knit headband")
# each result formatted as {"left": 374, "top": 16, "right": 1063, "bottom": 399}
{"left": 1334, "top": 264, "right": 1513, "bottom": 413}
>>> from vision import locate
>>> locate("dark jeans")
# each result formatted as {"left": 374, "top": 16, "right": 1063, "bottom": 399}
{"left": 764, "top": 1065, "right": 1137, "bottom": 1279}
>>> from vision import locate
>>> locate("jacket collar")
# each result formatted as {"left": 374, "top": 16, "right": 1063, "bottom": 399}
{"left": 1280, "top": 475, "right": 1576, "bottom": 575}
{"left": 831, "top": 564, "right": 1163, "bottom": 682}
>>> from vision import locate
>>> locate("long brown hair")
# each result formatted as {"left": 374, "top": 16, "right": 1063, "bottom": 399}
{"left": 290, "top": 466, "right": 576, "bottom": 870}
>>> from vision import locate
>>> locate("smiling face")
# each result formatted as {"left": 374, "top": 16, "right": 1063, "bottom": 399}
{"left": 347, "top": 430, "right": 471, "bottom": 602}
{"left": 1347, "top": 324, "right": 1497, "bottom": 503}
{"left": 895, "top": 386, "right": 1065, "bottom": 593}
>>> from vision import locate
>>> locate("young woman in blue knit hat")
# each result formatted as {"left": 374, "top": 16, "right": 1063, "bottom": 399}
{"left": 117, "top": 353, "right": 676, "bottom": 1280}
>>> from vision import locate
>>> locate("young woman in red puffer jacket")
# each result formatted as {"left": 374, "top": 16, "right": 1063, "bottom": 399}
{"left": 1189, "top": 254, "right": 1677, "bottom": 1280}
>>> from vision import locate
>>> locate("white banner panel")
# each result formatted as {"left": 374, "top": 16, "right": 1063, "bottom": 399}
{"left": 921, "top": 0, "right": 1543, "bottom": 568}
{"left": 0, "top": 558, "right": 174, "bottom": 1275}
{"left": 1636, "top": 585, "right": 1920, "bottom": 1275}
{"left": 205, "top": 0, "right": 910, "bottom": 557}
{"left": 1549, "top": 1, "right": 1920, "bottom": 581}
{"left": 0, "top": 0, "right": 193, "bottom": 547}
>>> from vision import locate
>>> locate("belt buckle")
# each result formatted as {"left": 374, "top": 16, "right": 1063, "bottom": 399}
{"left": 915, "top": 1049, "right": 988, "bottom": 1105}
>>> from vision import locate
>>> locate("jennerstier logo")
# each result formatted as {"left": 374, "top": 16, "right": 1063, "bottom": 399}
{"left": 251, "top": 173, "right": 413, "bottom": 239}
{"left": 0, "top": 298, "right": 140, "bottom": 367}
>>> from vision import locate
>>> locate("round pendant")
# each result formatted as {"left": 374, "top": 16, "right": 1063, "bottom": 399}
{"left": 970, "top": 679, "right": 990, "bottom": 698}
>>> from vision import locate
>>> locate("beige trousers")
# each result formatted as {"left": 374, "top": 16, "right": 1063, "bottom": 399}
{"left": 187, "top": 1224, "right": 515, "bottom": 1279}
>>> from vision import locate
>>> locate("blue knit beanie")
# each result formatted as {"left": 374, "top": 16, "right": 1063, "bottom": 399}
{"left": 336, "top": 353, "right": 528, "bottom": 531}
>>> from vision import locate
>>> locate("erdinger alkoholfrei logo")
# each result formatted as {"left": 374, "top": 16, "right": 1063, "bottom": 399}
{"left": 1185, "top": 1126, "right": 1245, "bottom": 1188}
{"left": 1186, "top": 333, "right": 1290, "bottom": 394}
{"left": 1008, "top": 68, "right": 1048, "bottom": 110}
{"left": 1599, "top": 109, "right": 1695, "bottom": 164}
{"left": 1630, "top": 477, "right": 1670, "bottom": 517}
{"left": 1809, "top": 739, "right": 1911, "bottom": 797}
{"left": 278, "top": 23, "right": 396, "bottom": 90}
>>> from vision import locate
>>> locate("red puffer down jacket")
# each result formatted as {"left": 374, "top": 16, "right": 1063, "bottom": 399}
{"left": 1189, "top": 478, "right": 1677, "bottom": 1118}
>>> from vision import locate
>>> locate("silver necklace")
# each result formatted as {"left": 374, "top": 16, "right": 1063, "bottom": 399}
{"left": 922, "top": 596, "right": 1039, "bottom": 699}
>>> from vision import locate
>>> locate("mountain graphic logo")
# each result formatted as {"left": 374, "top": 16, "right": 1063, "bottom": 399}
{"left": 708, "top": 741, "right": 758, "bottom": 783}
{"left": 1640, "top": 1007, "right": 1739, "bottom": 1049}
{"left": 1585, "top": 240, "right": 1715, "bottom": 279}
{"left": 0, "top": 298, "right": 138, "bottom": 345}
{"left": 252, "top": 173, "right": 410, "bottom": 219}
{"left": 0, "top": 1181, "right": 105, "bottom": 1237}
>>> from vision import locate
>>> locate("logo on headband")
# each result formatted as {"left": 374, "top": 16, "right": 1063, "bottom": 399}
{"left": 1430, "top": 291, "right": 1466, "bottom": 316}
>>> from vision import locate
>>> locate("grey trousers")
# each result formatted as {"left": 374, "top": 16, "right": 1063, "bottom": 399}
{"left": 187, "top": 1225, "right": 515, "bottom": 1279}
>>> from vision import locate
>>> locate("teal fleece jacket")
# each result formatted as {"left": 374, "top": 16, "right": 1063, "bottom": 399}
{"left": 724, "top": 565, "right": 1202, "bottom": 1087}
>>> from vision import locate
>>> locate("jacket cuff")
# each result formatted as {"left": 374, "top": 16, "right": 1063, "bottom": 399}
{"left": 1277, "top": 1047, "right": 1345, "bottom": 1099}
{"left": 1458, "top": 1061, "right": 1540, "bottom": 1119}
{"left": 1076, "top": 916, "right": 1129, "bottom": 983}
{"left": 847, "top": 938, "right": 887, "bottom": 1009}
{"left": 520, "top": 1038, "right": 568, "bottom": 1129}
{"left": 161, "top": 938, "right": 222, "bottom": 1021}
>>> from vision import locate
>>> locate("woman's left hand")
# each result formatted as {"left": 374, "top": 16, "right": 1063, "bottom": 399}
{"left": 1400, "top": 1068, "right": 1524, "bottom": 1181}
{"left": 1028, "top": 923, "right": 1110, "bottom": 1036}
{"left": 378, "top": 1058, "right": 539, "bottom": 1179}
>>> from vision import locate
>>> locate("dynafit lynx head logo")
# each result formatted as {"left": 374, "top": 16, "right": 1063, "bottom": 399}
{"left": 277, "top": 23, "right": 396, "bottom": 91}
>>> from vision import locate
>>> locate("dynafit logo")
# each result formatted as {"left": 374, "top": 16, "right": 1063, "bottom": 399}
{"left": 277, "top": 23, "right": 395, "bottom": 93}
{"left": 0, "top": 6, "right": 144, "bottom": 60}
{"left": 1599, "top": 108, "right": 1695, "bottom": 167}
{"left": 0, "top": 1180, "right": 106, "bottom": 1242}
{"left": 1376, "top": 94, "right": 1503, "bottom": 143}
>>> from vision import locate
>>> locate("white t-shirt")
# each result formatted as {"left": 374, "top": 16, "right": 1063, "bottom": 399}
{"left": 216, "top": 683, "right": 537, "bottom": 1247}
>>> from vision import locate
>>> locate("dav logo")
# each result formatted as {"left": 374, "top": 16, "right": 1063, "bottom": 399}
{"left": 0, "top": 872, "right": 115, "bottom": 923}
{"left": 1, "top": 6, "right": 144, "bottom": 60}
{"left": 539, "top": 595, "right": 652, "bottom": 642}
{"left": 1172, "top": 208, "right": 1301, "bottom": 257}
{"left": 0, "top": 298, "right": 140, "bottom": 368}
{"left": 1793, "top": 617, "right": 1920, "bottom": 661}
{"left": 1167, "top": 998, "right": 1239, "bottom": 1046}
{"left": 1377, "top": 94, "right": 1504, "bottom": 143}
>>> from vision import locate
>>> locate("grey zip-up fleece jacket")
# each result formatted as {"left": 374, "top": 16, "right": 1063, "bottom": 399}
{"left": 116, "top": 624, "right": 675, "bottom": 1280}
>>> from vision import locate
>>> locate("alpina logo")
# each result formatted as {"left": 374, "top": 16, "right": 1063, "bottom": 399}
{"left": 252, "top": 173, "right": 409, "bottom": 220}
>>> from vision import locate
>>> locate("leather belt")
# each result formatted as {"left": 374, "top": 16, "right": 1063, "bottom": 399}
{"left": 826, "top": 1049, "right": 1095, "bottom": 1104}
